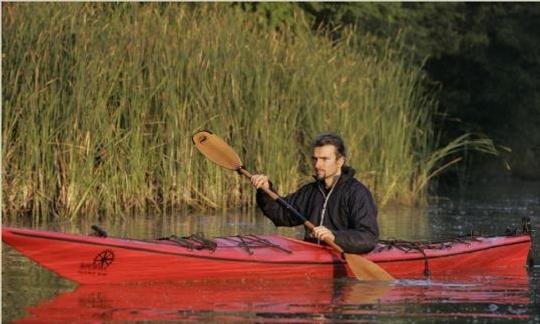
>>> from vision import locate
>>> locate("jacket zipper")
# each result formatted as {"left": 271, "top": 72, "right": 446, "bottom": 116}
{"left": 316, "top": 175, "right": 340, "bottom": 244}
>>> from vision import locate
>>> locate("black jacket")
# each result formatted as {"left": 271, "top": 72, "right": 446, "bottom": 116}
{"left": 256, "top": 166, "right": 379, "bottom": 253}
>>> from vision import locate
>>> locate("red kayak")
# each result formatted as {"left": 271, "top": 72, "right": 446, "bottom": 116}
{"left": 2, "top": 226, "right": 531, "bottom": 284}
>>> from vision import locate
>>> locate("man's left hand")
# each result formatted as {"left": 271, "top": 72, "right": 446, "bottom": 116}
{"left": 312, "top": 226, "right": 335, "bottom": 242}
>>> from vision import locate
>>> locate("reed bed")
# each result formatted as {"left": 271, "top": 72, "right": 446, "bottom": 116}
{"left": 2, "top": 3, "right": 495, "bottom": 220}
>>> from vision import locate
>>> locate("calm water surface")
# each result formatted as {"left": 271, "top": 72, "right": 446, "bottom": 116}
{"left": 3, "top": 180, "right": 539, "bottom": 323}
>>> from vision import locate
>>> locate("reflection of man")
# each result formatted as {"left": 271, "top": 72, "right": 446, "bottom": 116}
{"left": 251, "top": 133, "right": 379, "bottom": 253}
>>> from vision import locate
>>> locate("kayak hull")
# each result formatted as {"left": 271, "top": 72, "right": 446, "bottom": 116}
{"left": 2, "top": 227, "right": 531, "bottom": 284}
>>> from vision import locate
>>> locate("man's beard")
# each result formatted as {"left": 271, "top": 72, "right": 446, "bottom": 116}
{"left": 314, "top": 170, "right": 326, "bottom": 181}
{"left": 315, "top": 172, "right": 339, "bottom": 183}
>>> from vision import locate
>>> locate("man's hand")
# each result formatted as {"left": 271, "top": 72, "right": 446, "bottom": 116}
{"left": 250, "top": 174, "right": 270, "bottom": 191}
{"left": 312, "top": 225, "right": 335, "bottom": 242}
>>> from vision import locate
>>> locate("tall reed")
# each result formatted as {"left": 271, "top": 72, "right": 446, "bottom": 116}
{"left": 1, "top": 3, "right": 495, "bottom": 220}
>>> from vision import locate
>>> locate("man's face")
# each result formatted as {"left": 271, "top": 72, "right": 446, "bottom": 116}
{"left": 312, "top": 145, "right": 345, "bottom": 181}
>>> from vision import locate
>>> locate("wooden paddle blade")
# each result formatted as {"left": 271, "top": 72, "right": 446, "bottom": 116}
{"left": 192, "top": 130, "right": 243, "bottom": 170}
{"left": 344, "top": 253, "right": 394, "bottom": 281}
{"left": 321, "top": 236, "right": 392, "bottom": 281}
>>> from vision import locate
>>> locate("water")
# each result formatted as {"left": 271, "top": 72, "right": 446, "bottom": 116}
{"left": 3, "top": 179, "right": 540, "bottom": 323}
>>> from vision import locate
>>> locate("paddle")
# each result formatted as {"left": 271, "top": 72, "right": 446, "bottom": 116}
{"left": 192, "top": 130, "right": 394, "bottom": 281}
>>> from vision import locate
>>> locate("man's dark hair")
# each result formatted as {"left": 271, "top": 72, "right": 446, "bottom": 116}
{"left": 312, "top": 133, "right": 347, "bottom": 158}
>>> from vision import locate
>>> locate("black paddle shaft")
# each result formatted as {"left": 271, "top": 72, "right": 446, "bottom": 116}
{"left": 238, "top": 167, "right": 321, "bottom": 235}
{"left": 275, "top": 197, "right": 309, "bottom": 224}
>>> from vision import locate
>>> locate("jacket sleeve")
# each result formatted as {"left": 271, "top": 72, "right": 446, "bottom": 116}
{"left": 255, "top": 183, "right": 307, "bottom": 227}
{"left": 333, "top": 185, "right": 379, "bottom": 254}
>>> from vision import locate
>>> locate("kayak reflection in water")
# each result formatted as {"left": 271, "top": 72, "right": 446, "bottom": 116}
{"left": 17, "top": 276, "right": 530, "bottom": 323}
{"left": 251, "top": 133, "right": 379, "bottom": 254}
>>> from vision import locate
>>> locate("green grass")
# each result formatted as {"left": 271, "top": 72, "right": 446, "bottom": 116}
{"left": 1, "top": 3, "right": 496, "bottom": 220}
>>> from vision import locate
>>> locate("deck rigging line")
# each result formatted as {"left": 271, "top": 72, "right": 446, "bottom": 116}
{"left": 218, "top": 234, "right": 293, "bottom": 255}
{"left": 377, "top": 216, "right": 533, "bottom": 277}
{"left": 157, "top": 233, "right": 217, "bottom": 251}
{"left": 156, "top": 234, "right": 293, "bottom": 255}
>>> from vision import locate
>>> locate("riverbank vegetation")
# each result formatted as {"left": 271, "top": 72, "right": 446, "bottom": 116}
{"left": 2, "top": 3, "right": 497, "bottom": 220}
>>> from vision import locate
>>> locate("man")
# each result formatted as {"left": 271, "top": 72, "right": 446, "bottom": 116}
{"left": 251, "top": 133, "right": 379, "bottom": 254}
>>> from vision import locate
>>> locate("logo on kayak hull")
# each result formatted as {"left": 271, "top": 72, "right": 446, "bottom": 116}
{"left": 79, "top": 249, "right": 115, "bottom": 276}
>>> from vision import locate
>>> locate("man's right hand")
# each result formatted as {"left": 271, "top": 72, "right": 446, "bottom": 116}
{"left": 250, "top": 174, "right": 270, "bottom": 190}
